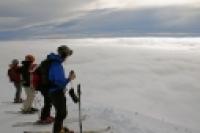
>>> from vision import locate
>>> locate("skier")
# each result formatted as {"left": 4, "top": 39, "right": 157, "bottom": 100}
{"left": 48, "top": 45, "right": 77, "bottom": 133}
{"left": 21, "top": 54, "right": 38, "bottom": 113}
{"left": 7, "top": 59, "right": 23, "bottom": 103}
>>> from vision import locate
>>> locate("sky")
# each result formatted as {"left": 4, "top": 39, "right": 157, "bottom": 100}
{"left": 0, "top": 0, "right": 200, "bottom": 39}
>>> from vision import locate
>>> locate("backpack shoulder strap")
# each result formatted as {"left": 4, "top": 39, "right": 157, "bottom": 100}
{"left": 30, "top": 64, "right": 38, "bottom": 72}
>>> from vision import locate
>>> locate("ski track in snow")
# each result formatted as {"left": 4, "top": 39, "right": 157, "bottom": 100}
{"left": 0, "top": 38, "right": 200, "bottom": 133}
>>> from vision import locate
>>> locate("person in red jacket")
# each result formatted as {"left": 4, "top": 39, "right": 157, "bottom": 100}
{"left": 8, "top": 59, "right": 23, "bottom": 103}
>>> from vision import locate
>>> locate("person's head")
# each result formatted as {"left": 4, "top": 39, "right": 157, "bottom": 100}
{"left": 57, "top": 45, "right": 73, "bottom": 60}
{"left": 11, "top": 59, "right": 19, "bottom": 66}
{"left": 25, "top": 54, "right": 35, "bottom": 63}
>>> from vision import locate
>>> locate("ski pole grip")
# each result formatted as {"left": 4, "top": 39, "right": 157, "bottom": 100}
{"left": 77, "top": 84, "right": 81, "bottom": 96}
{"left": 70, "top": 70, "right": 74, "bottom": 75}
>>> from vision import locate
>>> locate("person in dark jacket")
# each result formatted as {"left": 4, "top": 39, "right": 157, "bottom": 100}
{"left": 8, "top": 59, "right": 23, "bottom": 103}
{"left": 48, "top": 45, "right": 76, "bottom": 133}
{"left": 21, "top": 55, "right": 38, "bottom": 113}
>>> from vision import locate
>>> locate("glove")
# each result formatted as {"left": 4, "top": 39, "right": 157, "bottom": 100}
{"left": 69, "top": 70, "right": 76, "bottom": 81}
{"left": 69, "top": 88, "right": 79, "bottom": 103}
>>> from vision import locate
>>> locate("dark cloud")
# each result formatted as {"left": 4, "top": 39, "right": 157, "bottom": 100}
{"left": 0, "top": 0, "right": 94, "bottom": 31}
{"left": 53, "top": 6, "right": 200, "bottom": 37}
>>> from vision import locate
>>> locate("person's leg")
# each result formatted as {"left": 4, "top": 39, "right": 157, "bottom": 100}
{"left": 22, "top": 87, "right": 35, "bottom": 111}
{"left": 14, "top": 82, "right": 22, "bottom": 102}
{"left": 51, "top": 92, "right": 67, "bottom": 133}
{"left": 22, "top": 86, "right": 29, "bottom": 111}
{"left": 40, "top": 90, "right": 52, "bottom": 120}
{"left": 28, "top": 87, "right": 35, "bottom": 109}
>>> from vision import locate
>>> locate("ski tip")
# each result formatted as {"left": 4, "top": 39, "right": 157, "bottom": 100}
{"left": 107, "top": 126, "right": 111, "bottom": 129}
{"left": 105, "top": 126, "right": 112, "bottom": 131}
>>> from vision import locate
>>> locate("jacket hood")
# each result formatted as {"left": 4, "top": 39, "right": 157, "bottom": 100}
{"left": 47, "top": 53, "right": 63, "bottom": 62}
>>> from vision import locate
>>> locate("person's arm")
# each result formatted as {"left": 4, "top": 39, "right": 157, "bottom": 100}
{"left": 49, "top": 62, "right": 70, "bottom": 89}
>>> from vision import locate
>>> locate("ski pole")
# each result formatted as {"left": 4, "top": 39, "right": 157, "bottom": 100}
{"left": 77, "top": 84, "right": 82, "bottom": 133}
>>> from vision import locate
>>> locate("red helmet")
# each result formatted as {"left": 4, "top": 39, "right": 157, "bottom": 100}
{"left": 25, "top": 54, "right": 35, "bottom": 62}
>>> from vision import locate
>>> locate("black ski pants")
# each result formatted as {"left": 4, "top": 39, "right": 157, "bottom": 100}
{"left": 13, "top": 82, "right": 22, "bottom": 101}
{"left": 50, "top": 91, "right": 67, "bottom": 133}
{"left": 40, "top": 90, "right": 52, "bottom": 120}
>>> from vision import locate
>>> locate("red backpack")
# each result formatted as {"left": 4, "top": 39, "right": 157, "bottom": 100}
{"left": 8, "top": 65, "right": 21, "bottom": 82}
{"left": 30, "top": 64, "right": 40, "bottom": 90}
{"left": 30, "top": 59, "right": 53, "bottom": 91}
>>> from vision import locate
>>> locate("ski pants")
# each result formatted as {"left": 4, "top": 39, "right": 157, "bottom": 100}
{"left": 50, "top": 91, "right": 68, "bottom": 133}
{"left": 40, "top": 90, "right": 52, "bottom": 120}
{"left": 23, "top": 86, "right": 35, "bottom": 111}
{"left": 13, "top": 82, "right": 22, "bottom": 101}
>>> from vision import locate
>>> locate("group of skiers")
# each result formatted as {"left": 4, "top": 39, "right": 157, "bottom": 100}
{"left": 8, "top": 45, "right": 79, "bottom": 133}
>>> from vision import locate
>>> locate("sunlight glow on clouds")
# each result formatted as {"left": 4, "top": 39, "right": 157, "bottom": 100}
{"left": 86, "top": 0, "right": 200, "bottom": 9}
{"left": 0, "top": 0, "right": 200, "bottom": 39}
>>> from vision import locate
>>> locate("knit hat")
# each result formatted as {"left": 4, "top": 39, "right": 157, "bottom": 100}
{"left": 25, "top": 54, "right": 35, "bottom": 62}
{"left": 57, "top": 45, "right": 73, "bottom": 58}
{"left": 12, "top": 59, "right": 19, "bottom": 65}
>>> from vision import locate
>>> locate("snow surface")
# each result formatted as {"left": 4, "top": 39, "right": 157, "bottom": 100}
{"left": 0, "top": 38, "right": 200, "bottom": 133}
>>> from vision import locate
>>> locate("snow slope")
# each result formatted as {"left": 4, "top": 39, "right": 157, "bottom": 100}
{"left": 0, "top": 38, "right": 200, "bottom": 133}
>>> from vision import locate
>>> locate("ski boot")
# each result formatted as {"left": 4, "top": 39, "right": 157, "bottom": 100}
{"left": 21, "top": 107, "right": 38, "bottom": 114}
{"left": 37, "top": 116, "right": 54, "bottom": 124}
{"left": 60, "top": 127, "right": 74, "bottom": 133}
{"left": 31, "top": 107, "right": 39, "bottom": 112}
{"left": 14, "top": 98, "right": 23, "bottom": 103}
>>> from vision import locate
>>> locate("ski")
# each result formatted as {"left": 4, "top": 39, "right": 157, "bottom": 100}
{"left": 78, "top": 126, "right": 111, "bottom": 133}
{"left": 24, "top": 126, "right": 111, "bottom": 133}
{"left": 5, "top": 110, "right": 38, "bottom": 115}
{"left": 24, "top": 131, "right": 49, "bottom": 133}
{"left": 13, "top": 114, "right": 87, "bottom": 127}
{"left": 12, "top": 121, "right": 51, "bottom": 127}
{"left": 1, "top": 101, "right": 22, "bottom": 105}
